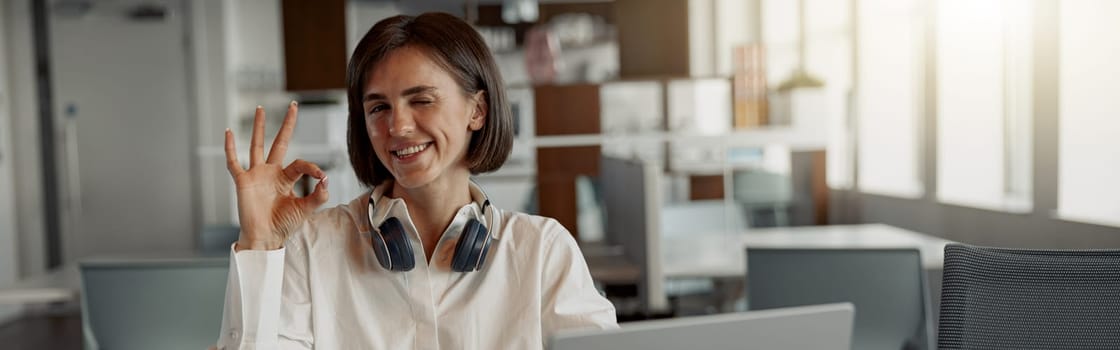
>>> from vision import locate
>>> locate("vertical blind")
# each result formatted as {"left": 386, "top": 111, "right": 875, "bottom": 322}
{"left": 935, "top": 0, "right": 1033, "bottom": 212}
{"left": 1058, "top": 0, "right": 1120, "bottom": 226}
{"left": 855, "top": 0, "right": 925, "bottom": 198}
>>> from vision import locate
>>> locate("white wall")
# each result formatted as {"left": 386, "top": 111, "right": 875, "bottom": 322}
{"left": 1, "top": 0, "right": 36, "bottom": 323}
{"left": 5, "top": 0, "right": 47, "bottom": 280}
{"left": 2, "top": 0, "right": 232, "bottom": 283}
{"left": 348, "top": 1, "right": 403, "bottom": 54}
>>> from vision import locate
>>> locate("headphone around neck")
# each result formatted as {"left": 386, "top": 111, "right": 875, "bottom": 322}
{"left": 366, "top": 181, "right": 499, "bottom": 272}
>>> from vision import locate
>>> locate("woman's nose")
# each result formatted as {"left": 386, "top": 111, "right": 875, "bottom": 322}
{"left": 388, "top": 110, "right": 415, "bottom": 136}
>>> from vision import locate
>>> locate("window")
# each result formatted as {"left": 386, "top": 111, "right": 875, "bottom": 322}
{"left": 855, "top": 0, "right": 925, "bottom": 198}
{"left": 935, "top": 0, "right": 1033, "bottom": 212}
{"left": 763, "top": 0, "right": 854, "bottom": 189}
{"left": 762, "top": 0, "right": 800, "bottom": 87}
{"left": 1057, "top": 0, "right": 1120, "bottom": 227}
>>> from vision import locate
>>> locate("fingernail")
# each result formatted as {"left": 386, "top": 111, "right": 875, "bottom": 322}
{"left": 291, "top": 100, "right": 298, "bottom": 106}
{"left": 323, "top": 176, "right": 329, "bottom": 185}
{"left": 225, "top": 128, "right": 230, "bottom": 133}
{"left": 256, "top": 105, "right": 263, "bottom": 110}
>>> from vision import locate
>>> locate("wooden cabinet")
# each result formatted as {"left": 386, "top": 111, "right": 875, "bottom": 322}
{"left": 281, "top": 0, "right": 347, "bottom": 91}
{"left": 537, "top": 146, "right": 602, "bottom": 240}
{"left": 690, "top": 175, "right": 725, "bottom": 200}
{"left": 534, "top": 84, "right": 603, "bottom": 239}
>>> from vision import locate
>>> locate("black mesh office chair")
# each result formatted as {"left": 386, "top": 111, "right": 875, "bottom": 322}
{"left": 938, "top": 243, "right": 1120, "bottom": 349}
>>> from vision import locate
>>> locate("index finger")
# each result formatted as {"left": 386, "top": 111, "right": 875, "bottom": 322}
{"left": 267, "top": 101, "right": 299, "bottom": 164}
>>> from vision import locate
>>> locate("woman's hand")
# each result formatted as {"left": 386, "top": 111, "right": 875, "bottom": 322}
{"left": 225, "top": 102, "right": 329, "bottom": 251}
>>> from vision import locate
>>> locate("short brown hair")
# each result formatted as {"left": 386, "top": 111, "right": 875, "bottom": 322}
{"left": 346, "top": 12, "right": 513, "bottom": 188}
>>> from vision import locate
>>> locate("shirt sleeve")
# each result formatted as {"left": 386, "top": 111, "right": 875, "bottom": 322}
{"left": 215, "top": 236, "right": 315, "bottom": 349}
{"left": 540, "top": 223, "right": 619, "bottom": 339}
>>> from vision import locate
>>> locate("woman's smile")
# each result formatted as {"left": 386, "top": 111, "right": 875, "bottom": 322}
{"left": 391, "top": 141, "right": 434, "bottom": 163}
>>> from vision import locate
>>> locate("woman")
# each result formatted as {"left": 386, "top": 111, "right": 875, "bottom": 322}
{"left": 215, "top": 12, "right": 617, "bottom": 349}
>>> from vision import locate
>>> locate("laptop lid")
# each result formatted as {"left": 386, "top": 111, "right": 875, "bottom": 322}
{"left": 549, "top": 303, "right": 854, "bottom": 350}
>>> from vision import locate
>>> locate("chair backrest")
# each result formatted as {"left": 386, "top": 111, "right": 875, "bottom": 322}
{"left": 938, "top": 243, "right": 1120, "bottom": 349}
{"left": 731, "top": 169, "right": 793, "bottom": 206}
{"left": 80, "top": 257, "right": 229, "bottom": 350}
{"left": 747, "top": 248, "right": 934, "bottom": 350}
{"left": 731, "top": 170, "right": 794, "bottom": 227}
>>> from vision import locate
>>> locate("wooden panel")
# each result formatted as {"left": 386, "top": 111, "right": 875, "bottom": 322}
{"left": 537, "top": 146, "right": 601, "bottom": 240}
{"left": 689, "top": 174, "right": 724, "bottom": 200}
{"left": 539, "top": 177, "right": 578, "bottom": 238}
{"left": 811, "top": 150, "right": 829, "bottom": 225}
{"left": 534, "top": 84, "right": 601, "bottom": 135}
{"left": 537, "top": 145, "right": 601, "bottom": 176}
{"left": 281, "top": 0, "right": 347, "bottom": 91}
{"left": 615, "top": 0, "right": 691, "bottom": 78}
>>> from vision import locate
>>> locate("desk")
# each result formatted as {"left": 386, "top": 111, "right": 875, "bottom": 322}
{"left": 0, "top": 251, "right": 226, "bottom": 305}
{"left": 661, "top": 224, "right": 952, "bottom": 279}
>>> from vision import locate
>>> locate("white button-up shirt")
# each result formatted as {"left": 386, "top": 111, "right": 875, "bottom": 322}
{"left": 215, "top": 192, "right": 618, "bottom": 349}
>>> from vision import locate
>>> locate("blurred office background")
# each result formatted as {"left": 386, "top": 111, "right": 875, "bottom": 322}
{"left": 2, "top": 0, "right": 1120, "bottom": 348}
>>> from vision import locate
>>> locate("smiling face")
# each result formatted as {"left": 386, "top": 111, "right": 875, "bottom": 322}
{"left": 361, "top": 45, "right": 487, "bottom": 190}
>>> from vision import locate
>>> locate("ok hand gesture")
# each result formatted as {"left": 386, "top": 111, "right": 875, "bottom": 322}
{"left": 225, "top": 102, "right": 329, "bottom": 251}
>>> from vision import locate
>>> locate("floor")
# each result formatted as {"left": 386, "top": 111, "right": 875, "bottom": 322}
{"left": 0, "top": 309, "right": 82, "bottom": 350}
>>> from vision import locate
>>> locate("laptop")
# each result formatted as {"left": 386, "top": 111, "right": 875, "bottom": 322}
{"left": 548, "top": 303, "right": 854, "bottom": 350}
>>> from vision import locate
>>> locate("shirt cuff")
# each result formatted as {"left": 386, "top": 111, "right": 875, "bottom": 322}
{"left": 224, "top": 242, "right": 285, "bottom": 348}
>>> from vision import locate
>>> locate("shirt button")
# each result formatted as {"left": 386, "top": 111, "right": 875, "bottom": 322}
{"left": 229, "top": 330, "right": 239, "bottom": 340}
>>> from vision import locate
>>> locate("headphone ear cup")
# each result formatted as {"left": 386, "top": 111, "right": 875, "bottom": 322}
{"left": 475, "top": 234, "right": 493, "bottom": 270}
{"left": 370, "top": 229, "right": 393, "bottom": 270}
{"left": 465, "top": 223, "right": 490, "bottom": 271}
{"left": 380, "top": 217, "right": 415, "bottom": 271}
{"left": 451, "top": 219, "right": 485, "bottom": 272}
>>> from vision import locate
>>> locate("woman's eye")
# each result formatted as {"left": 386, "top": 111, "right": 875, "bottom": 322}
{"left": 369, "top": 104, "right": 388, "bottom": 114}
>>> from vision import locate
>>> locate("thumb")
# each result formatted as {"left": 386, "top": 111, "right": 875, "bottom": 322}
{"left": 299, "top": 176, "right": 330, "bottom": 213}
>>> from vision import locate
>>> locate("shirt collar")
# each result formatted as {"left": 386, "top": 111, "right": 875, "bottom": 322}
{"left": 362, "top": 180, "right": 503, "bottom": 241}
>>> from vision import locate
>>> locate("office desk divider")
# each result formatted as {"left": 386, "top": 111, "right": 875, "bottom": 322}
{"left": 600, "top": 155, "right": 668, "bottom": 313}
{"left": 747, "top": 248, "right": 935, "bottom": 350}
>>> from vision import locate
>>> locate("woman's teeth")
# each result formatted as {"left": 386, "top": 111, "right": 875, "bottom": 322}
{"left": 394, "top": 143, "right": 429, "bottom": 157}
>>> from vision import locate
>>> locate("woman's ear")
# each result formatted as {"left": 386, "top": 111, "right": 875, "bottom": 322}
{"left": 468, "top": 90, "right": 487, "bottom": 131}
